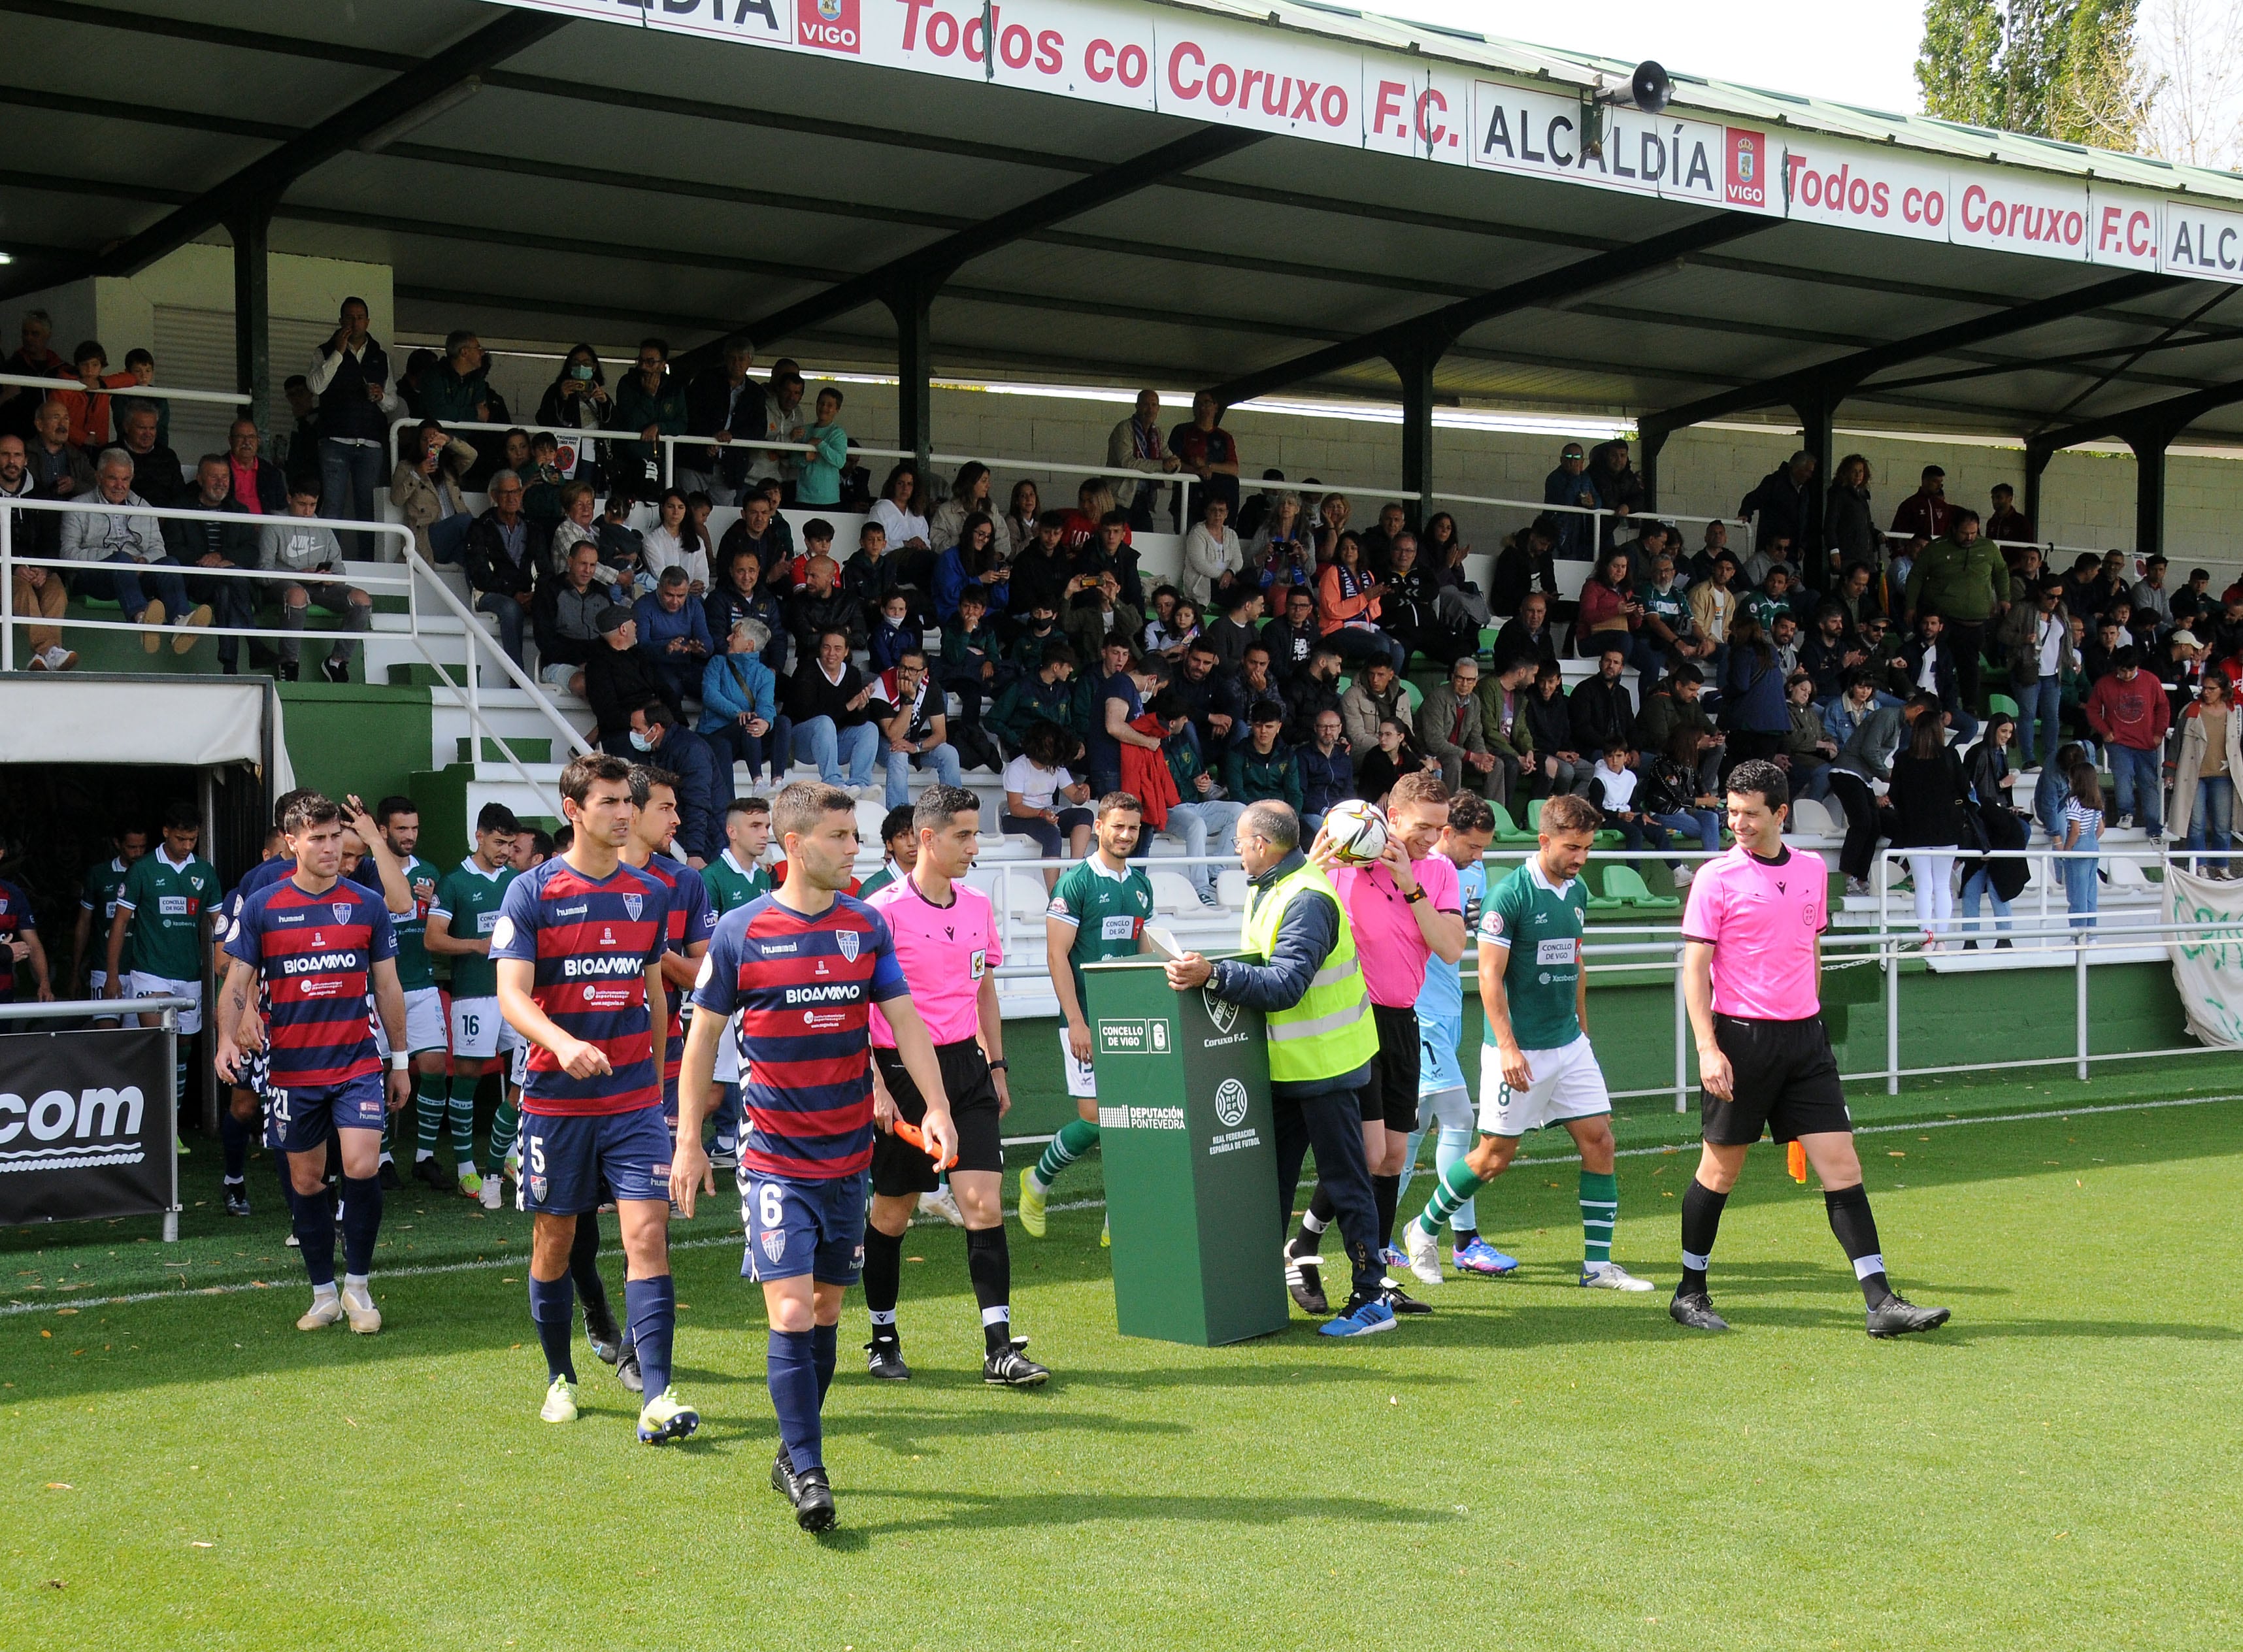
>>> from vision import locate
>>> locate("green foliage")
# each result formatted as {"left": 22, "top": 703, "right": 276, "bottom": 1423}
{"left": 1917, "top": 0, "right": 2148, "bottom": 150}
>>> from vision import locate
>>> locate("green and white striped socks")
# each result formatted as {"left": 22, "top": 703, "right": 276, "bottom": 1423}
{"left": 488, "top": 1096, "right": 520, "bottom": 1172}
{"left": 1029, "top": 1118, "right": 1101, "bottom": 1195}
{"left": 413, "top": 1073, "right": 446, "bottom": 1159}
{"left": 1414, "top": 1160, "right": 1485, "bottom": 1239}
{"left": 1580, "top": 1170, "right": 1618, "bottom": 1264}
{"left": 447, "top": 1074, "right": 480, "bottom": 1174}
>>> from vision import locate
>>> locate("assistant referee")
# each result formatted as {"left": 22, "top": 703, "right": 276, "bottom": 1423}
{"left": 1672, "top": 759, "right": 1950, "bottom": 1338}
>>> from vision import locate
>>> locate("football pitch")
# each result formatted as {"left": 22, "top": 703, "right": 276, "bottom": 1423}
{"left": 5, "top": 1076, "right": 2240, "bottom": 1651}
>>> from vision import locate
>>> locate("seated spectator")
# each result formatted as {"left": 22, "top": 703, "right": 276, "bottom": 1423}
{"left": 2170, "top": 567, "right": 2215, "bottom": 633}
{"left": 1638, "top": 728, "right": 1723, "bottom": 878}
{"left": 1489, "top": 589, "right": 1556, "bottom": 668}
{"left": 988, "top": 639, "right": 1086, "bottom": 757}
{"left": 1144, "top": 595, "right": 1202, "bottom": 665}
{"left": 933, "top": 510, "right": 1007, "bottom": 625}
{"left": 1001, "top": 721, "right": 1093, "bottom": 865}
{"left": 634, "top": 566, "right": 714, "bottom": 706}
{"left": 0, "top": 433, "right": 69, "bottom": 668}
{"left": 1245, "top": 490, "right": 1313, "bottom": 603}
{"left": 1006, "top": 599, "right": 1064, "bottom": 674}
{"left": 614, "top": 337, "right": 688, "bottom": 492}
{"left": 1569, "top": 642, "right": 1638, "bottom": 765}
{"left": 114, "top": 401, "right": 182, "bottom": 508}
{"left": 1170, "top": 390, "right": 1241, "bottom": 523}
{"left": 638, "top": 486, "right": 706, "bottom": 593}
{"left": 846, "top": 519, "right": 906, "bottom": 627}
{"left": 869, "top": 592, "right": 915, "bottom": 675}
{"left": 1636, "top": 665, "right": 1723, "bottom": 799}
{"left": 463, "top": 470, "right": 544, "bottom": 667}
{"left": 1357, "top": 716, "right": 1440, "bottom": 806}
{"left": 535, "top": 343, "right": 618, "bottom": 484}
{"left": 785, "top": 626, "right": 880, "bottom": 790}
{"left": 520, "top": 431, "right": 569, "bottom": 525}
{"left": 1585, "top": 739, "right": 1661, "bottom": 852}
{"left": 1576, "top": 548, "right": 1662, "bottom": 693}
{"left": 1071, "top": 505, "right": 1144, "bottom": 612}
{"left": 1490, "top": 514, "right": 1563, "bottom": 620}
{"left": 1340, "top": 655, "right": 1406, "bottom": 753}
{"left": 1318, "top": 531, "right": 1405, "bottom": 671}
{"left": 1799, "top": 603, "right": 1868, "bottom": 702}
{"left": 1282, "top": 643, "right": 1344, "bottom": 746}
{"left": 1686, "top": 550, "right": 1740, "bottom": 659}
{"left": 1856, "top": 612, "right": 1912, "bottom": 697}
{"left": 627, "top": 700, "right": 724, "bottom": 861}
{"left": 1006, "top": 510, "right": 1075, "bottom": 618}
{"left": 680, "top": 337, "right": 766, "bottom": 504}
{"left": 1180, "top": 493, "right": 1244, "bottom": 609}
{"left": 1108, "top": 389, "right": 1180, "bottom": 531}
{"left": 1002, "top": 478, "right": 1043, "bottom": 563}
{"left": 1826, "top": 668, "right": 1895, "bottom": 750}
{"left": 1165, "top": 639, "right": 1238, "bottom": 752}
{"left": 939, "top": 583, "right": 1005, "bottom": 731}
{"left": 27, "top": 397, "right": 92, "bottom": 532}
{"left": 1772, "top": 608, "right": 1803, "bottom": 675}
{"left": 785, "top": 553, "right": 863, "bottom": 658}
{"left": 717, "top": 489, "right": 792, "bottom": 586}
{"left": 1783, "top": 670, "right": 1838, "bottom": 801}
{"left": 549, "top": 478, "right": 603, "bottom": 580}
{"left": 1297, "top": 709, "right": 1355, "bottom": 833}
{"left": 869, "top": 461, "right": 931, "bottom": 561}
{"left": 59, "top": 447, "right": 208, "bottom": 652}
{"left": 1061, "top": 569, "right": 1144, "bottom": 669}
{"left": 1416, "top": 656, "right": 1497, "bottom": 796}
{"left": 533, "top": 540, "right": 608, "bottom": 698}
{"left": 1523, "top": 659, "right": 1582, "bottom": 799}
{"left": 1147, "top": 687, "right": 1241, "bottom": 906}
{"left": 1223, "top": 699, "right": 1303, "bottom": 811}
{"left": 1742, "top": 562, "right": 1799, "bottom": 636}
{"left": 931, "top": 461, "right": 1009, "bottom": 559}
{"left": 259, "top": 480, "right": 370, "bottom": 682}
{"left": 1259, "top": 584, "right": 1320, "bottom": 680}
{"left": 389, "top": 420, "right": 475, "bottom": 565}
{"left": 1832, "top": 560, "right": 1890, "bottom": 631}
{"left": 1476, "top": 652, "right": 1540, "bottom": 806}
{"left": 1200, "top": 586, "right": 1261, "bottom": 674}
{"left": 163, "top": 453, "right": 258, "bottom": 676}
{"left": 871, "top": 647, "right": 962, "bottom": 807}
{"left": 698, "top": 617, "right": 789, "bottom": 785}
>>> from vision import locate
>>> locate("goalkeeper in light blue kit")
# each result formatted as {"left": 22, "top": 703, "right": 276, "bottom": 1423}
{"left": 1399, "top": 791, "right": 1517, "bottom": 1276}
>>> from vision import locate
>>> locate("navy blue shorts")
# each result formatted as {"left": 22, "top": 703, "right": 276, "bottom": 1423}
{"left": 264, "top": 1071, "right": 386, "bottom": 1153}
{"left": 741, "top": 1167, "right": 867, "bottom": 1286}
{"left": 519, "top": 1105, "right": 673, "bottom": 1215}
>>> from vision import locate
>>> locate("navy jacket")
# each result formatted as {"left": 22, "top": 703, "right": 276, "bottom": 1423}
{"left": 1205, "top": 850, "right": 1374, "bottom": 1100}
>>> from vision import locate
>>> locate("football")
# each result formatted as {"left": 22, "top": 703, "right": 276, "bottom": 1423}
{"left": 1321, "top": 798, "right": 1390, "bottom": 865}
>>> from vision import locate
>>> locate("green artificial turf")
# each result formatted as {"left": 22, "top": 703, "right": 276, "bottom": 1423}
{"left": 4, "top": 1097, "right": 2240, "bottom": 1650}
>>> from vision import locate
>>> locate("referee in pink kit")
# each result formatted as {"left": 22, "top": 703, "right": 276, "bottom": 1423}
{"left": 1671, "top": 759, "right": 1950, "bottom": 1338}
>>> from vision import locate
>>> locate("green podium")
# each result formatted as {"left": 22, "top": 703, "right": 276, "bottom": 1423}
{"left": 1081, "top": 958, "right": 1289, "bottom": 1346}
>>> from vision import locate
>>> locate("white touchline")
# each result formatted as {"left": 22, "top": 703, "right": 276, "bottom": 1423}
{"left": 6, "top": 1095, "right": 2232, "bottom": 1319}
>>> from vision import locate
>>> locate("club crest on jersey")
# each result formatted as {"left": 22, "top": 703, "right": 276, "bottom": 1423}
{"left": 760, "top": 1228, "right": 788, "bottom": 1263}
{"left": 623, "top": 894, "right": 644, "bottom": 921}
{"left": 1203, "top": 989, "right": 1238, "bottom": 1034}
{"left": 330, "top": 902, "right": 352, "bottom": 923}
{"left": 837, "top": 929, "right": 861, "bottom": 963}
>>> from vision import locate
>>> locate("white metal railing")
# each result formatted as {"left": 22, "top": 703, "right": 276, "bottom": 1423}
{"left": 0, "top": 372, "right": 250, "bottom": 408}
{"left": 1873, "top": 840, "right": 2175, "bottom": 938}
{"left": 0, "top": 495, "right": 581, "bottom": 801}
{"left": 1877, "top": 526, "right": 2125, "bottom": 567}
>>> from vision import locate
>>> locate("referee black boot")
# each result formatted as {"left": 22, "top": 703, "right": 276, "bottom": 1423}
{"left": 865, "top": 1333, "right": 912, "bottom": 1381}
{"left": 792, "top": 1465, "right": 837, "bottom": 1532}
{"left": 1669, "top": 1290, "right": 1731, "bottom": 1332}
{"left": 1865, "top": 1293, "right": 1952, "bottom": 1338}
{"left": 1284, "top": 1253, "right": 1328, "bottom": 1316}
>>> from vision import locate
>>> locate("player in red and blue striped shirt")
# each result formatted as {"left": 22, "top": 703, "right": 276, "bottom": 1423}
{"left": 214, "top": 794, "right": 408, "bottom": 1336}
{"left": 493, "top": 753, "right": 697, "bottom": 1444}
{"left": 674, "top": 780, "right": 955, "bottom": 1532}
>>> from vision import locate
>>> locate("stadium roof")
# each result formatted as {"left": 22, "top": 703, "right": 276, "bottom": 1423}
{"left": 3, "top": 0, "right": 2241, "bottom": 462}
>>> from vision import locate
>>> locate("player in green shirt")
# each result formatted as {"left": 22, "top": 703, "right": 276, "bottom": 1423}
{"left": 374, "top": 796, "right": 458, "bottom": 1191}
{"left": 106, "top": 801, "right": 222, "bottom": 1112}
{"left": 700, "top": 797, "right": 776, "bottom": 914}
{"left": 1018, "top": 791, "right": 1154, "bottom": 1241}
{"left": 854, "top": 806, "right": 917, "bottom": 899}
{"left": 1403, "top": 792, "right": 1653, "bottom": 1293}
{"left": 75, "top": 823, "right": 148, "bottom": 1014}
{"left": 426, "top": 803, "right": 521, "bottom": 1199}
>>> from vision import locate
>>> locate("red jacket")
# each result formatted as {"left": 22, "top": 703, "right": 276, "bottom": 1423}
{"left": 1120, "top": 712, "right": 1182, "bottom": 828}
{"left": 2085, "top": 668, "right": 2170, "bottom": 752}
{"left": 1889, "top": 491, "right": 1955, "bottom": 542}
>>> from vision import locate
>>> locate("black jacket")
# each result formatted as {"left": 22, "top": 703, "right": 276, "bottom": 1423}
{"left": 785, "top": 661, "right": 872, "bottom": 729}
{"left": 1523, "top": 688, "right": 1575, "bottom": 756}
{"left": 1900, "top": 634, "right": 1960, "bottom": 714}
{"left": 649, "top": 723, "right": 724, "bottom": 862}
{"left": 583, "top": 641, "right": 671, "bottom": 735}
{"left": 683, "top": 371, "right": 769, "bottom": 487}
{"left": 465, "top": 509, "right": 548, "bottom": 599}
{"left": 1569, "top": 676, "right": 1637, "bottom": 753}
{"left": 1283, "top": 672, "right": 1344, "bottom": 748}
{"left": 1489, "top": 537, "right": 1557, "bottom": 618}
{"left": 161, "top": 497, "right": 256, "bottom": 569}
{"left": 1740, "top": 466, "right": 1811, "bottom": 551}
{"left": 1492, "top": 616, "right": 1558, "bottom": 666}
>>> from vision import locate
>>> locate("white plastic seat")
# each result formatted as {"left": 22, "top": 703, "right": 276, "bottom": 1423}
{"left": 1217, "top": 870, "right": 1250, "bottom": 909}
{"left": 1788, "top": 797, "right": 1838, "bottom": 836}
{"left": 1149, "top": 870, "right": 1203, "bottom": 914}
{"left": 2107, "top": 857, "right": 2150, "bottom": 890}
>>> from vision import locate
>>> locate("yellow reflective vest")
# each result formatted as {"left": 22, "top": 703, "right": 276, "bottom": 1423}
{"left": 1237, "top": 858, "right": 1378, "bottom": 1086}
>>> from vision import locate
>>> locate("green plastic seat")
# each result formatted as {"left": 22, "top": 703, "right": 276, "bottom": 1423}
{"left": 1491, "top": 800, "right": 1537, "bottom": 842}
{"left": 1589, "top": 863, "right": 1680, "bottom": 911}
{"left": 1987, "top": 692, "right": 2021, "bottom": 719}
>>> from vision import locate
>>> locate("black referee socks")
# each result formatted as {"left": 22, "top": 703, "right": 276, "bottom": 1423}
{"left": 863, "top": 1225, "right": 903, "bottom": 1325}
{"left": 965, "top": 1225, "right": 1013, "bottom": 1355}
{"left": 1823, "top": 1183, "right": 1893, "bottom": 1308}
{"left": 1678, "top": 1179, "right": 1728, "bottom": 1296}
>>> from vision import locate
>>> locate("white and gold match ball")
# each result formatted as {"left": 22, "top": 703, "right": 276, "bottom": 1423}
{"left": 1322, "top": 798, "right": 1389, "bottom": 865}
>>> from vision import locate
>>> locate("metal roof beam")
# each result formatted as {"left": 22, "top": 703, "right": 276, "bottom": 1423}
{"left": 1204, "top": 213, "right": 1772, "bottom": 408}
{"left": 2029, "top": 379, "right": 2243, "bottom": 454}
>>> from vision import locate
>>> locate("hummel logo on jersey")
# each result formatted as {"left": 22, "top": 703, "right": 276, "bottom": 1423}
{"left": 555, "top": 904, "right": 588, "bottom": 917}
{"left": 837, "top": 929, "right": 860, "bottom": 963}
{"left": 562, "top": 955, "right": 642, "bottom": 979}
{"left": 623, "top": 894, "right": 644, "bottom": 920}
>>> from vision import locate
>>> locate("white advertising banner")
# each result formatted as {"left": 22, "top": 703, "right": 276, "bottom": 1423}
{"left": 2166, "top": 867, "right": 2243, "bottom": 1047}
{"left": 486, "top": 0, "right": 2243, "bottom": 282}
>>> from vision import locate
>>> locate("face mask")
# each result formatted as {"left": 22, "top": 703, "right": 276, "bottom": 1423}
{"left": 571, "top": 363, "right": 595, "bottom": 381}
{"left": 628, "top": 730, "right": 654, "bottom": 752}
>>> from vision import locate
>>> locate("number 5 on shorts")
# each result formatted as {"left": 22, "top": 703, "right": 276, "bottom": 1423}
{"left": 527, "top": 1135, "right": 546, "bottom": 1176}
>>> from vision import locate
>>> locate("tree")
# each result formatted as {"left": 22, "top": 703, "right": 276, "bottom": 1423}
{"left": 1916, "top": 0, "right": 2147, "bottom": 150}
{"left": 2136, "top": 0, "right": 2243, "bottom": 170}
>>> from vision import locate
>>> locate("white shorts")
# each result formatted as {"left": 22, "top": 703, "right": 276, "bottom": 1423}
{"left": 450, "top": 995, "right": 517, "bottom": 1061}
{"left": 1476, "top": 1033, "right": 1610, "bottom": 1138}
{"left": 714, "top": 1014, "right": 740, "bottom": 1084}
{"left": 508, "top": 1034, "right": 530, "bottom": 1093}
{"left": 373, "top": 985, "right": 446, "bottom": 1058}
{"left": 127, "top": 972, "right": 202, "bottom": 1034}
{"left": 1059, "top": 1026, "right": 1096, "bottom": 1100}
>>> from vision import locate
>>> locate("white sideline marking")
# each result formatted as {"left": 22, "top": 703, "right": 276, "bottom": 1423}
{"left": 5, "top": 1095, "right": 2233, "bottom": 1318}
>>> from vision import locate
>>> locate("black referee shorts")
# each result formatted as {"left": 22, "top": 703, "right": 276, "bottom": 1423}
{"left": 1700, "top": 1012, "right": 1852, "bottom": 1147}
{"left": 871, "top": 1038, "right": 1006, "bottom": 1197}
{"left": 1357, "top": 1003, "right": 1422, "bottom": 1132}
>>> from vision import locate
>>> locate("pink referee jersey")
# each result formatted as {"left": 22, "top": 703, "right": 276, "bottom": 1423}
{"left": 865, "top": 875, "right": 1002, "bottom": 1048}
{"left": 1335, "top": 854, "right": 1461, "bottom": 1008}
{"left": 1680, "top": 845, "right": 1828, "bottom": 1021}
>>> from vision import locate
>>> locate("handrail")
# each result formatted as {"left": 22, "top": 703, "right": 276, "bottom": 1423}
{"left": 400, "top": 540, "right": 592, "bottom": 767}
{"left": 0, "top": 372, "right": 250, "bottom": 407}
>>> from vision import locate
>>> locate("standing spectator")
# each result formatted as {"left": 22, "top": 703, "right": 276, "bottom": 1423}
{"left": 634, "top": 566, "right": 716, "bottom": 707}
{"left": 463, "top": 470, "right": 543, "bottom": 667}
{"left": 1824, "top": 454, "right": 1877, "bottom": 570}
{"left": 1886, "top": 708, "right": 1971, "bottom": 947}
{"left": 1901, "top": 609, "right": 1978, "bottom": 741}
{"left": 53, "top": 340, "right": 115, "bottom": 450}
{"left": 0, "top": 308, "right": 65, "bottom": 441}
{"left": 1829, "top": 693, "right": 1929, "bottom": 895}
{"left": 1180, "top": 494, "right": 1244, "bottom": 609}
{"left": 2171, "top": 673, "right": 2241, "bottom": 875}
{"left": 1003, "top": 478, "right": 1042, "bottom": 560}
{"left": 584, "top": 605, "right": 669, "bottom": 752}
{"left": 795, "top": 386, "right": 848, "bottom": 507}
{"left": 698, "top": 618, "right": 790, "bottom": 785}
{"left": 613, "top": 337, "right": 688, "bottom": 491}
{"left": 418, "top": 331, "right": 492, "bottom": 424}
{"left": 2131, "top": 555, "right": 2172, "bottom": 629}
{"left": 1416, "top": 656, "right": 1497, "bottom": 796}
{"left": 1170, "top": 390, "right": 1240, "bottom": 522}
{"left": 1889, "top": 464, "right": 1955, "bottom": 543}
{"left": 756, "top": 359, "right": 808, "bottom": 493}
{"left": 273, "top": 375, "right": 321, "bottom": 489}
{"left": 1586, "top": 440, "right": 1642, "bottom": 553}
{"left": 59, "top": 448, "right": 208, "bottom": 652}
{"left": 534, "top": 344, "right": 618, "bottom": 486}
{"left": 1985, "top": 482, "right": 2033, "bottom": 544}
{"left": 164, "top": 454, "right": 258, "bottom": 675}
{"left": 2085, "top": 646, "right": 2170, "bottom": 837}
{"left": 1738, "top": 450, "right": 1817, "bottom": 557}
{"left": 681, "top": 337, "right": 766, "bottom": 503}
{"left": 390, "top": 421, "right": 476, "bottom": 565}
{"left": 1297, "top": 710, "right": 1354, "bottom": 833}
{"left": 1542, "top": 442, "right": 1597, "bottom": 564}
{"left": 533, "top": 540, "right": 608, "bottom": 698}
{"left": 225, "top": 418, "right": 288, "bottom": 517}
{"left": 307, "top": 297, "right": 395, "bottom": 557}
{"left": 2059, "top": 763, "right": 2104, "bottom": 929}
{"left": 114, "top": 401, "right": 183, "bottom": 507}
{"left": 1721, "top": 615, "right": 1791, "bottom": 764}
{"left": 785, "top": 626, "right": 880, "bottom": 791}
{"left": 1998, "top": 575, "right": 2074, "bottom": 768}
{"left": 259, "top": 480, "right": 371, "bottom": 682}
{"left": 1086, "top": 641, "right": 1161, "bottom": 797}
{"left": 1904, "top": 510, "right": 2004, "bottom": 712}
{"left": 1108, "top": 388, "right": 1180, "bottom": 530}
